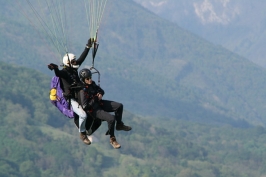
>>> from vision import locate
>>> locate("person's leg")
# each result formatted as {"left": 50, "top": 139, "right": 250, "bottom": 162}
{"left": 101, "top": 100, "right": 131, "bottom": 131}
{"left": 71, "top": 99, "right": 90, "bottom": 145}
{"left": 94, "top": 109, "right": 115, "bottom": 136}
{"left": 71, "top": 99, "right": 87, "bottom": 132}
{"left": 94, "top": 109, "right": 120, "bottom": 149}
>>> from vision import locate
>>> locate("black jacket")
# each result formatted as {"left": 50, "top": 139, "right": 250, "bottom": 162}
{"left": 54, "top": 47, "right": 90, "bottom": 96}
{"left": 78, "top": 81, "right": 105, "bottom": 111}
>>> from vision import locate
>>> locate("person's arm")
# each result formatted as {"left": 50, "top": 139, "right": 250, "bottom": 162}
{"left": 73, "top": 38, "right": 93, "bottom": 65}
{"left": 97, "top": 86, "right": 104, "bottom": 96}
{"left": 48, "top": 63, "right": 62, "bottom": 77}
{"left": 53, "top": 67, "right": 61, "bottom": 77}
{"left": 93, "top": 82, "right": 104, "bottom": 100}
{"left": 91, "top": 81, "right": 104, "bottom": 96}
{"left": 75, "top": 47, "right": 90, "bottom": 65}
{"left": 97, "top": 84, "right": 105, "bottom": 96}
{"left": 54, "top": 68, "right": 68, "bottom": 79}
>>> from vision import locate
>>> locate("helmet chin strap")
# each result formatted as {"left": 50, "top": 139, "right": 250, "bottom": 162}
{"left": 66, "top": 52, "right": 73, "bottom": 69}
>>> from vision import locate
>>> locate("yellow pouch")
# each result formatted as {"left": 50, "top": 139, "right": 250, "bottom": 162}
{"left": 50, "top": 88, "right": 57, "bottom": 101}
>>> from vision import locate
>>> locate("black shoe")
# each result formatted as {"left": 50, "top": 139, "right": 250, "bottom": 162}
{"left": 116, "top": 122, "right": 132, "bottom": 131}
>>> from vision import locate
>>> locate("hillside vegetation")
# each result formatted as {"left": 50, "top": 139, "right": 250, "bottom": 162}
{"left": 2, "top": 1, "right": 266, "bottom": 126}
{"left": 1, "top": 62, "right": 266, "bottom": 177}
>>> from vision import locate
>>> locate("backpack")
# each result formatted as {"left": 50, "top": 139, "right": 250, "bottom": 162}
{"left": 49, "top": 76, "right": 74, "bottom": 118}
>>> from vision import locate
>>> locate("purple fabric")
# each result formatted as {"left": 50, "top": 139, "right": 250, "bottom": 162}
{"left": 50, "top": 76, "right": 74, "bottom": 118}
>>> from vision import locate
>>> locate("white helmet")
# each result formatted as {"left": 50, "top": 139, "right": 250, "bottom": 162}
{"left": 62, "top": 53, "right": 79, "bottom": 68}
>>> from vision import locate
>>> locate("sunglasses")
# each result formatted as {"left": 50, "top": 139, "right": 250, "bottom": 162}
{"left": 85, "top": 77, "right": 91, "bottom": 80}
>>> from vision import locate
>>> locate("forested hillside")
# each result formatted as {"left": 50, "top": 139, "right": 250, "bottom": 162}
{"left": 1, "top": 62, "right": 266, "bottom": 177}
{"left": 2, "top": 1, "right": 266, "bottom": 176}
{"left": 2, "top": 0, "right": 266, "bottom": 127}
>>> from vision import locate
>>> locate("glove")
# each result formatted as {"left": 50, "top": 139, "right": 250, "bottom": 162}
{"left": 86, "top": 38, "right": 93, "bottom": 48}
{"left": 48, "top": 63, "right": 58, "bottom": 70}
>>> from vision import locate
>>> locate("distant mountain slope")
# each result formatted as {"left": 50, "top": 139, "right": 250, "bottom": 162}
{"left": 2, "top": 0, "right": 266, "bottom": 126}
{"left": 0, "top": 62, "right": 219, "bottom": 176}
{"left": 133, "top": 0, "right": 266, "bottom": 67}
{"left": 2, "top": 62, "right": 266, "bottom": 177}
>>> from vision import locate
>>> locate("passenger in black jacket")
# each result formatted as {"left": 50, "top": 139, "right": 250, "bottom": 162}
{"left": 48, "top": 39, "right": 93, "bottom": 145}
{"left": 78, "top": 68, "right": 132, "bottom": 149}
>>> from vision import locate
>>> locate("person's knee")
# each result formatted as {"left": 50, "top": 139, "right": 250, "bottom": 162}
{"left": 76, "top": 109, "right": 87, "bottom": 119}
{"left": 107, "top": 116, "right": 115, "bottom": 124}
{"left": 117, "top": 103, "right": 123, "bottom": 110}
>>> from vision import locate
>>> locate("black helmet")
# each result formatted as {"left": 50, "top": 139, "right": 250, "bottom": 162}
{"left": 79, "top": 68, "right": 92, "bottom": 83}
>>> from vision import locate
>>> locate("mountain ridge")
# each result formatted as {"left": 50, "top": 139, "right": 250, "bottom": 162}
{"left": 133, "top": 0, "right": 266, "bottom": 67}
{"left": 1, "top": 0, "right": 266, "bottom": 126}
{"left": 0, "top": 63, "right": 265, "bottom": 176}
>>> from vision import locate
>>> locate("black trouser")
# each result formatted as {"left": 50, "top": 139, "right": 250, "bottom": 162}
{"left": 92, "top": 100, "right": 123, "bottom": 137}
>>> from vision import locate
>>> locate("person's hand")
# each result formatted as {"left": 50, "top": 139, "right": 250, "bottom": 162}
{"left": 86, "top": 38, "right": 93, "bottom": 48}
{"left": 48, "top": 63, "right": 58, "bottom": 70}
{"left": 97, "top": 93, "right": 102, "bottom": 100}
